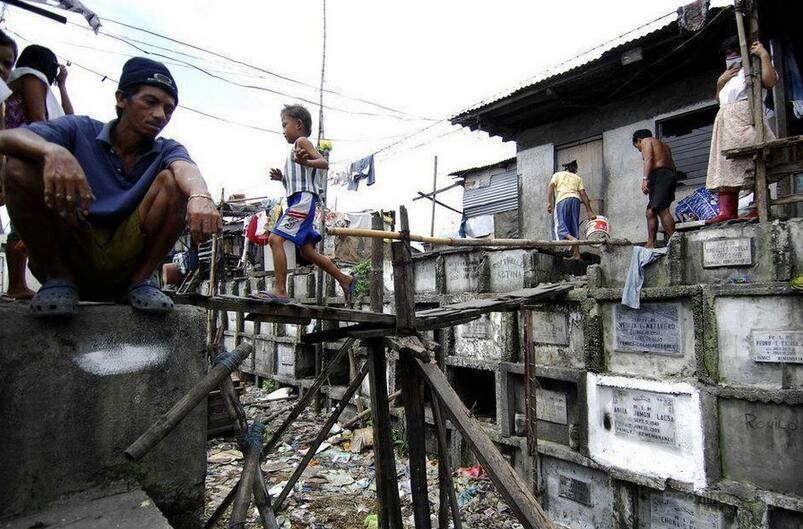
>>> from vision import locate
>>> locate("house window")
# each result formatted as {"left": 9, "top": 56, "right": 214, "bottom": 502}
{"left": 657, "top": 106, "right": 718, "bottom": 187}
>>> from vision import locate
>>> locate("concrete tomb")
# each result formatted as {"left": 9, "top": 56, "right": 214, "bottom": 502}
{"left": 702, "top": 238, "right": 753, "bottom": 268}
{"left": 540, "top": 455, "right": 613, "bottom": 529}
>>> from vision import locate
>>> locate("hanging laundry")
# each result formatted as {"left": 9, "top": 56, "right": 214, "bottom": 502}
{"left": 244, "top": 211, "right": 271, "bottom": 246}
{"left": 328, "top": 165, "right": 351, "bottom": 187}
{"left": 677, "top": 0, "right": 709, "bottom": 33}
{"left": 347, "top": 155, "right": 376, "bottom": 191}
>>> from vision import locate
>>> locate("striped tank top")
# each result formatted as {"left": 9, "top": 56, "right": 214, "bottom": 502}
{"left": 283, "top": 145, "right": 319, "bottom": 197}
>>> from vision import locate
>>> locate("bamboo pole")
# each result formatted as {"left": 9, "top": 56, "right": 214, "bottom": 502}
{"left": 326, "top": 227, "right": 630, "bottom": 248}
{"left": 125, "top": 342, "right": 253, "bottom": 461}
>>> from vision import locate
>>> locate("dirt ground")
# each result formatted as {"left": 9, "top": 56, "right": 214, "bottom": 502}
{"left": 205, "top": 383, "right": 526, "bottom": 528}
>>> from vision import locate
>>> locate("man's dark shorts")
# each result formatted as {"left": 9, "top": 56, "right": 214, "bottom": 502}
{"left": 647, "top": 167, "right": 677, "bottom": 212}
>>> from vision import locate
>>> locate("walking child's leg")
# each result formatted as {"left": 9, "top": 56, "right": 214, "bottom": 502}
{"left": 299, "top": 243, "right": 352, "bottom": 290}
{"left": 658, "top": 209, "right": 676, "bottom": 238}
{"left": 645, "top": 209, "right": 658, "bottom": 248}
{"left": 268, "top": 233, "right": 289, "bottom": 297}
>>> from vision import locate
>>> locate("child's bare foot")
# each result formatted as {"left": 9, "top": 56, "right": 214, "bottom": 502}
{"left": 5, "top": 286, "right": 36, "bottom": 300}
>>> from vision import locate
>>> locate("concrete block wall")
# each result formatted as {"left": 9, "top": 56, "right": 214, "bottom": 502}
{"left": 226, "top": 222, "right": 801, "bottom": 529}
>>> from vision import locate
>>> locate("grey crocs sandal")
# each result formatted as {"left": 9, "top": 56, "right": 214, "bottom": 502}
{"left": 30, "top": 279, "right": 79, "bottom": 317}
{"left": 126, "top": 279, "right": 174, "bottom": 314}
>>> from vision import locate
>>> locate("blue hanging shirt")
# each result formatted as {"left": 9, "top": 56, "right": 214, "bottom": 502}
{"left": 26, "top": 115, "right": 194, "bottom": 225}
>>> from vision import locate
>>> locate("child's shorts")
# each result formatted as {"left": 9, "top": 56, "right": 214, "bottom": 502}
{"left": 271, "top": 191, "right": 322, "bottom": 247}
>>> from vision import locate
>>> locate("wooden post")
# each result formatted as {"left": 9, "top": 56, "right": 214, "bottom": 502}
{"left": 313, "top": 151, "right": 331, "bottom": 413}
{"left": 273, "top": 361, "right": 370, "bottom": 511}
{"left": 206, "top": 339, "right": 354, "bottom": 527}
{"left": 230, "top": 423, "right": 265, "bottom": 528}
{"left": 367, "top": 212, "right": 404, "bottom": 529}
{"left": 417, "top": 359, "right": 555, "bottom": 529}
{"left": 393, "top": 204, "right": 430, "bottom": 528}
{"left": 392, "top": 206, "right": 416, "bottom": 332}
{"left": 430, "top": 155, "right": 438, "bottom": 237}
{"left": 432, "top": 393, "right": 462, "bottom": 529}
{"left": 399, "top": 355, "right": 431, "bottom": 529}
{"left": 125, "top": 342, "right": 253, "bottom": 461}
{"left": 735, "top": 1, "right": 769, "bottom": 221}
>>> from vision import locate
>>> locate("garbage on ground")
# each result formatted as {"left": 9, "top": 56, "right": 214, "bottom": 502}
{"left": 205, "top": 383, "right": 525, "bottom": 528}
{"left": 265, "top": 387, "right": 295, "bottom": 401}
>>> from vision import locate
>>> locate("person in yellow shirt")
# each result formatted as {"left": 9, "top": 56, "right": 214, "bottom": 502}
{"left": 546, "top": 160, "right": 596, "bottom": 260}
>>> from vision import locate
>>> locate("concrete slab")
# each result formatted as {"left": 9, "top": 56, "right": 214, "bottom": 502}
{"left": 451, "top": 312, "right": 517, "bottom": 362}
{"left": 526, "top": 303, "right": 587, "bottom": 370}
{"left": 718, "top": 398, "right": 803, "bottom": 496}
{"left": 413, "top": 254, "right": 438, "bottom": 294}
{"left": 540, "top": 454, "right": 613, "bottom": 529}
{"left": 0, "top": 304, "right": 207, "bottom": 527}
{"left": 444, "top": 250, "right": 481, "bottom": 293}
{"left": 715, "top": 295, "right": 803, "bottom": 390}
{"left": 587, "top": 374, "right": 707, "bottom": 490}
{"left": 488, "top": 249, "right": 528, "bottom": 292}
{"left": 0, "top": 486, "right": 171, "bottom": 529}
{"left": 602, "top": 300, "right": 698, "bottom": 380}
{"left": 635, "top": 488, "right": 737, "bottom": 529}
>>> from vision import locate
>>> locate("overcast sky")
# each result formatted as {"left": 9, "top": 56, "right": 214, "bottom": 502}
{"left": 1, "top": 0, "right": 696, "bottom": 236}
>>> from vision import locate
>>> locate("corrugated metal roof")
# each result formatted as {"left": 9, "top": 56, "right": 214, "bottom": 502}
{"left": 449, "top": 157, "right": 517, "bottom": 179}
{"left": 452, "top": 1, "right": 732, "bottom": 121}
{"left": 464, "top": 169, "right": 518, "bottom": 217}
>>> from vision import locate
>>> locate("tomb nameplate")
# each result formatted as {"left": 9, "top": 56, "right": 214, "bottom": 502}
{"left": 536, "top": 388, "right": 568, "bottom": 425}
{"left": 558, "top": 475, "right": 591, "bottom": 506}
{"left": 490, "top": 252, "right": 525, "bottom": 291}
{"left": 531, "top": 311, "right": 569, "bottom": 346}
{"left": 460, "top": 316, "right": 493, "bottom": 340}
{"left": 614, "top": 303, "right": 682, "bottom": 356}
{"left": 445, "top": 255, "right": 479, "bottom": 292}
{"left": 702, "top": 238, "right": 752, "bottom": 268}
{"left": 612, "top": 388, "right": 677, "bottom": 446}
{"left": 751, "top": 330, "right": 803, "bottom": 364}
{"left": 650, "top": 494, "right": 721, "bottom": 529}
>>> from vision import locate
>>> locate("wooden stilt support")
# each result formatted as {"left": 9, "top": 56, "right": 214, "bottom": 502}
{"left": 205, "top": 338, "right": 355, "bottom": 527}
{"left": 229, "top": 422, "right": 265, "bottom": 528}
{"left": 219, "top": 376, "right": 279, "bottom": 529}
{"left": 125, "top": 342, "right": 253, "bottom": 461}
{"left": 417, "top": 359, "right": 555, "bottom": 529}
{"left": 273, "top": 361, "right": 370, "bottom": 511}
{"left": 367, "top": 212, "right": 404, "bottom": 529}
{"left": 433, "top": 392, "right": 462, "bottom": 529}
{"left": 399, "top": 355, "right": 431, "bottom": 529}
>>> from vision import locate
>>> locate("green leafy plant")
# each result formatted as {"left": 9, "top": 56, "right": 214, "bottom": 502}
{"left": 352, "top": 260, "right": 372, "bottom": 301}
{"left": 260, "top": 378, "right": 277, "bottom": 392}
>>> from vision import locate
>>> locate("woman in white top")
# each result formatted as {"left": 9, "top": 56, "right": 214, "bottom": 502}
{"left": 706, "top": 36, "right": 778, "bottom": 224}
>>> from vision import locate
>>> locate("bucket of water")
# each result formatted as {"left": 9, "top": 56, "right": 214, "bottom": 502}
{"left": 585, "top": 215, "right": 610, "bottom": 240}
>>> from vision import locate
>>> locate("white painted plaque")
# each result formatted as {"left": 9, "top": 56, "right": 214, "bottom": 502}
{"left": 751, "top": 330, "right": 803, "bottom": 364}
{"left": 614, "top": 303, "right": 682, "bottom": 355}
{"left": 703, "top": 238, "right": 752, "bottom": 268}
{"left": 612, "top": 389, "right": 677, "bottom": 446}
{"left": 536, "top": 388, "right": 568, "bottom": 425}
{"left": 531, "top": 311, "right": 569, "bottom": 346}
{"left": 489, "top": 251, "right": 525, "bottom": 291}
{"left": 276, "top": 344, "right": 295, "bottom": 376}
{"left": 650, "top": 494, "right": 722, "bottom": 529}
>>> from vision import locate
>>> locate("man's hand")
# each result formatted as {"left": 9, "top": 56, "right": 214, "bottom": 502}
{"left": 269, "top": 168, "right": 283, "bottom": 181}
{"left": 641, "top": 179, "right": 650, "bottom": 195}
{"left": 587, "top": 213, "right": 597, "bottom": 221}
{"left": 750, "top": 41, "right": 770, "bottom": 59}
{"left": 546, "top": 203, "right": 553, "bottom": 214}
{"left": 56, "top": 64, "right": 68, "bottom": 87}
{"left": 186, "top": 196, "right": 222, "bottom": 244}
{"left": 42, "top": 144, "right": 95, "bottom": 220}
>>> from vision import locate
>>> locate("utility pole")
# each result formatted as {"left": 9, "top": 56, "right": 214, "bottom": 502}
{"left": 313, "top": 0, "right": 328, "bottom": 413}
{"left": 430, "top": 155, "right": 438, "bottom": 237}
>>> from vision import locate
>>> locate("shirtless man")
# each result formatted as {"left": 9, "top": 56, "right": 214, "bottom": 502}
{"left": 632, "top": 129, "right": 677, "bottom": 248}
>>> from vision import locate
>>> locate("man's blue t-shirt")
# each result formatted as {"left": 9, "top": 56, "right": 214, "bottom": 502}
{"left": 26, "top": 115, "right": 194, "bottom": 225}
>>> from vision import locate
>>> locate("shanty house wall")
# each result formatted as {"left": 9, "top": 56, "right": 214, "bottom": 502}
{"left": 516, "top": 69, "right": 718, "bottom": 242}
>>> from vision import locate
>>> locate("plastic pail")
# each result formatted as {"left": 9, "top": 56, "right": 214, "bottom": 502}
{"left": 585, "top": 215, "right": 610, "bottom": 240}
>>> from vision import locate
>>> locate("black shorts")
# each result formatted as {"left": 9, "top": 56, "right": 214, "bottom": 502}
{"left": 647, "top": 167, "right": 677, "bottom": 212}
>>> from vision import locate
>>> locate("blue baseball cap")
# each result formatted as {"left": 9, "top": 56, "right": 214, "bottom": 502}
{"left": 118, "top": 57, "right": 178, "bottom": 103}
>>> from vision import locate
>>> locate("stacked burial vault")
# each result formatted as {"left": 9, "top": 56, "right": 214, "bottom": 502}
{"left": 220, "top": 218, "right": 802, "bottom": 529}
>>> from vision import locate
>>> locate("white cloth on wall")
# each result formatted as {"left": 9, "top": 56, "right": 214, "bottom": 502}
{"left": 621, "top": 246, "right": 668, "bottom": 309}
